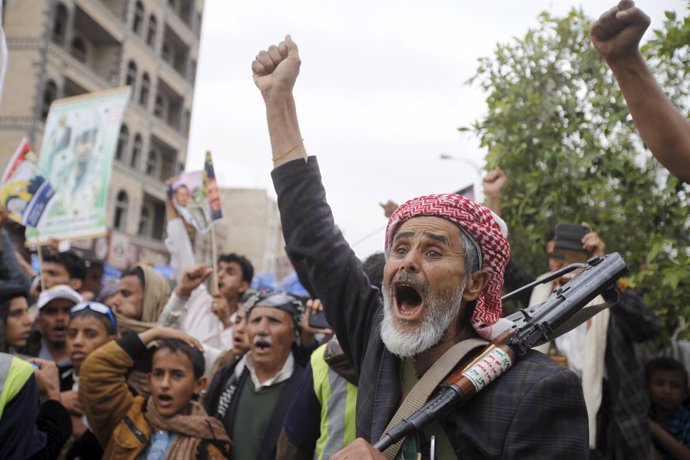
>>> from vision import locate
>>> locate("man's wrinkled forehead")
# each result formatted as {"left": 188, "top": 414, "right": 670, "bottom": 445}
{"left": 390, "top": 216, "right": 463, "bottom": 246}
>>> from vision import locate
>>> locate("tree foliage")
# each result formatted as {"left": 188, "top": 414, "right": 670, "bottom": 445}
{"left": 464, "top": 8, "right": 690, "bottom": 340}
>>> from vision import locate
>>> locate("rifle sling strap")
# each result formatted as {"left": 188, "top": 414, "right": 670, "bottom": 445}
{"left": 380, "top": 337, "right": 488, "bottom": 460}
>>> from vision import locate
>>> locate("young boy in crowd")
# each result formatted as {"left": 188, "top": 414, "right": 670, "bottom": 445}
{"left": 646, "top": 357, "right": 690, "bottom": 459}
{"left": 79, "top": 326, "right": 232, "bottom": 459}
{"left": 0, "top": 283, "right": 32, "bottom": 353}
{"left": 61, "top": 301, "right": 118, "bottom": 459}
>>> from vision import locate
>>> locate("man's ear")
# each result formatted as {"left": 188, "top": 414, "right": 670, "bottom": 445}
{"left": 195, "top": 376, "right": 208, "bottom": 394}
{"left": 70, "top": 279, "right": 83, "bottom": 292}
{"left": 462, "top": 270, "right": 489, "bottom": 302}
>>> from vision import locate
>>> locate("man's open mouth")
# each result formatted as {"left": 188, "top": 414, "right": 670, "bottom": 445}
{"left": 254, "top": 339, "right": 272, "bottom": 351}
{"left": 158, "top": 394, "right": 173, "bottom": 407}
{"left": 394, "top": 282, "right": 423, "bottom": 317}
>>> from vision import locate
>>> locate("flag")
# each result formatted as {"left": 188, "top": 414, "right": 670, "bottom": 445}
{"left": 0, "top": 138, "right": 55, "bottom": 227}
{"left": 203, "top": 151, "right": 223, "bottom": 222}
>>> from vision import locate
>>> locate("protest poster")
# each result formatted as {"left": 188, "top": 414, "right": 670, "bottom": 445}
{"left": 26, "top": 86, "right": 130, "bottom": 244}
{"left": 0, "top": 138, "right": 55, "bottom": 227}
{"left": 204, "top": 151, "right": 223, "bottom": 221}
{"left": 168, "top": 151, "right": 223, "bottom": 233}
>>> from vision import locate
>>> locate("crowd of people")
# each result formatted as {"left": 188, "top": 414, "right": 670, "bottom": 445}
{"left": 1, "top": 1, "right": 690, "bottom": 459}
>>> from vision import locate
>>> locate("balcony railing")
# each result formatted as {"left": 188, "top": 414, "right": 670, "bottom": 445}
{"left": 47, "top": 42, "right": 112, "bottom": 91}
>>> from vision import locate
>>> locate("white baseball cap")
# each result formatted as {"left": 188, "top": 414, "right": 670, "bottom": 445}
{"left": 37, "top": 285, "right": 83, "bottom": 310}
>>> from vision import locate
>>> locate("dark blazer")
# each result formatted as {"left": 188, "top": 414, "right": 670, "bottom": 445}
{"left": 205, "top": 357, "right": 305, "bottom": 460}
{"left": 272, "top": 157, "right": 589, "bottom": 458}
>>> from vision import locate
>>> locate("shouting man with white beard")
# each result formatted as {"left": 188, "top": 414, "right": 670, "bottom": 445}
{"left": 255, "top": 36, "right": 589, "bottom": 459}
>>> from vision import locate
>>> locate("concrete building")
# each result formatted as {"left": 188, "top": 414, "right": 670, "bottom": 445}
{"left": 0, "top": 0, "right": 203, "bottom": 269}
{"left": 196, "top": 187, "right": 289, "bottom": 278}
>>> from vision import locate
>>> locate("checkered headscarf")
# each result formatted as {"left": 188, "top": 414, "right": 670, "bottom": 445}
{"left": 385, "top": 194, "right": 510, "bottom": 339}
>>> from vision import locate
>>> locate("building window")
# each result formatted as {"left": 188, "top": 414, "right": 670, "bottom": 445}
{"left": 41, "top": 80, "right": 58, "bottom": 121}
{"left": 114, "top": 190, "right": 128, "bottom": 231}
{"left": 146, "top": 149, "right": 158, "bottom": 176}
{"left": 116, "top": 124, "right": 129, "bottom": 161}
{"left": 182, "top": 109, "right": 191, "bottom": 135}
{"left": 133, "top": 1, "right": 144, "bottom": 34}
{"left": 194, "top": 11, "right": 202, "bottom": 37}
{"left": 125, "top": 60, "right": 137, "bottom": 97}
{"left": 70, "top": 37, "right": 87, "bottom": 62}
{"left": 188, "top": 58, "right": 197, "bottom": 84}
{"left": 162, "top": 43, "right": 171, "bottom": 64}
{"left": 154, "top": 95, "right": 164, "bottom": 118}
{"left": 146, "top": 15, "right": 157, "bottom": 47}
{"left": 139, "top": 72, "right": 150, "bottom": 107}
{"left": 52, "top": 3, "right": 68, "bottom": 44}
{"left": 131, "top": 134, "right": 143, "bottom": 168}
{"left": 138, "top": 205, "right": 151, "bottom": 236}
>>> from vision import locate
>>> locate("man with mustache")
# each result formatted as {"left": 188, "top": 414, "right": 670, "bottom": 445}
{"left": 205, "top": 291, "right": 306, "bottom": 460}
{"left": 253, "top": 36, "right": 589, "bottom": 458}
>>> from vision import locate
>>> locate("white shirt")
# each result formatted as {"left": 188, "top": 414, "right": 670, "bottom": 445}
{"left": 236, "top": 352, "right": 295, "bottom": 391}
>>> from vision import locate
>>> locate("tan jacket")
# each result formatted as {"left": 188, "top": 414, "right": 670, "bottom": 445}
{"left": 79, "top": 337, "right": 229, "bottom": 459}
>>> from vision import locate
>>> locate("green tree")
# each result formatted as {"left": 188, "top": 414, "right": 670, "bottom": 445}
{"left": 464, "top": 8, "right": 690, "bottom": 340}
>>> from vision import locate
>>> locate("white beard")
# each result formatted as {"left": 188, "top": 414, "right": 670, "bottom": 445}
{"left": 380, "top": 277, "right": 467, "bottom": 358}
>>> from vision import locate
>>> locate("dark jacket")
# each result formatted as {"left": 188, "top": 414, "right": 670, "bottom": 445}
{"left": 205, "top": 356, "right": 305, "bottom": 460}
{"left": 272, "top": 157, "right": 589, "bottom": 458}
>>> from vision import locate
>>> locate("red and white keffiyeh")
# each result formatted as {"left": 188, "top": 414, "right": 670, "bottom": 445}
{"left": 385, "top": 193, "right": 511, "bottom": 339}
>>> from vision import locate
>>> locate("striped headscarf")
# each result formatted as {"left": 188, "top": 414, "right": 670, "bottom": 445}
{"left": 385, "top": 193, "right": 510, "bottom": 339}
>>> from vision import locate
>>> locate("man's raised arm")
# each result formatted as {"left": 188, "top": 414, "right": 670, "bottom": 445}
{"left": 591, "top": 0, "right": 690, "bottom": 182}
{"left": 252, "top": 35, "right": 307, "bottom": 167}
{"left": 255, "top": 37, "right": 381, "bottom": 377}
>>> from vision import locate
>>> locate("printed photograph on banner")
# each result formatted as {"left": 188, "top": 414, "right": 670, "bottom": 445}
{"left": 168, "top": 171, "right": 213, "bottom": 233}
{"left": 26, "top": 86, "right": 131, "bottom": 244}
{"left": 204, "top": 151, "right": 223, "bottom": 222}
{"left": 0, "top": 138, "right": 55, "bottom": 227}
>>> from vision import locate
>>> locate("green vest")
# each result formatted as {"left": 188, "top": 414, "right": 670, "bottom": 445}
{"left": 311, "top": 343, "right": 358, "bottom": 459}
{"left": 0, "top": 353, "right": 34, "bottom": 419}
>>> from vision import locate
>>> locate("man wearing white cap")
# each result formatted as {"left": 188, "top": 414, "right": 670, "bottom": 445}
{"left": 33, "top": 285, "right": 83, "bottom": 365}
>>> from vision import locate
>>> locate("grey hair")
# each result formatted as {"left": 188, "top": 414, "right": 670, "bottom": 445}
{"left": 460, "top": 230, "right": 481, "bottom": 279}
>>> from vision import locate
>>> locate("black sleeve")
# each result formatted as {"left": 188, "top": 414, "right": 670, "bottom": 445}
{"left": 28, "top": 400, "right": 73, "bottom": 460}
{"left": 503, "top": 258, "right": 536, "bottom": 309}
{"left": 0, "top": 228, "right": 31, "bottom": 289}
{"left": 613, "top": 287, "right": 660, "bottom": 343}
{"left": 282, "top": 363, "right": 321, "bottom": 453}
{"left": 116, "top": 331, "right": 149, "bottom": 360}
{"left": 271, "top": 157, "right": 382, "bottom": 378}
{"left": 0, "top": 376, "right": 46, "bottom": 460}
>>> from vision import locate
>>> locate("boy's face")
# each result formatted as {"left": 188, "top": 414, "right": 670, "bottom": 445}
{"left": 38, "top": 298, "right": 76, "bottom": 346}
{"left": 217, "top": 261, "right": 247, "bottom": 302}
{"left": 109, "top": 275, "right": 144, "bottom": 320}
{"left": 149, "top": 348, "right": 205, "bottom": 417}
{"left": 232, "top": 307, "right": 249, "bottom": 356}
{"left": 41, "top": 262, "right": 81, "bottom": 291}
{"left": 647, "top": 369, "right": 688, "bottom": 413}
{"left": 67, "top": 315, "right": 114, "bottom": 373}
{"left": 5, "top": 296, "right": 32, "bottom": 350}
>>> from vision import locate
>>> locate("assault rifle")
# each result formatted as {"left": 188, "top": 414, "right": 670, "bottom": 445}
{"left": 374, "top": 252, "right": 628, "bottom": 452}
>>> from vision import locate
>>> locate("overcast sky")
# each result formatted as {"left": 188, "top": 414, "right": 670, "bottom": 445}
{"left": 188, "top": 0, "right": 685, "bottom": 260}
